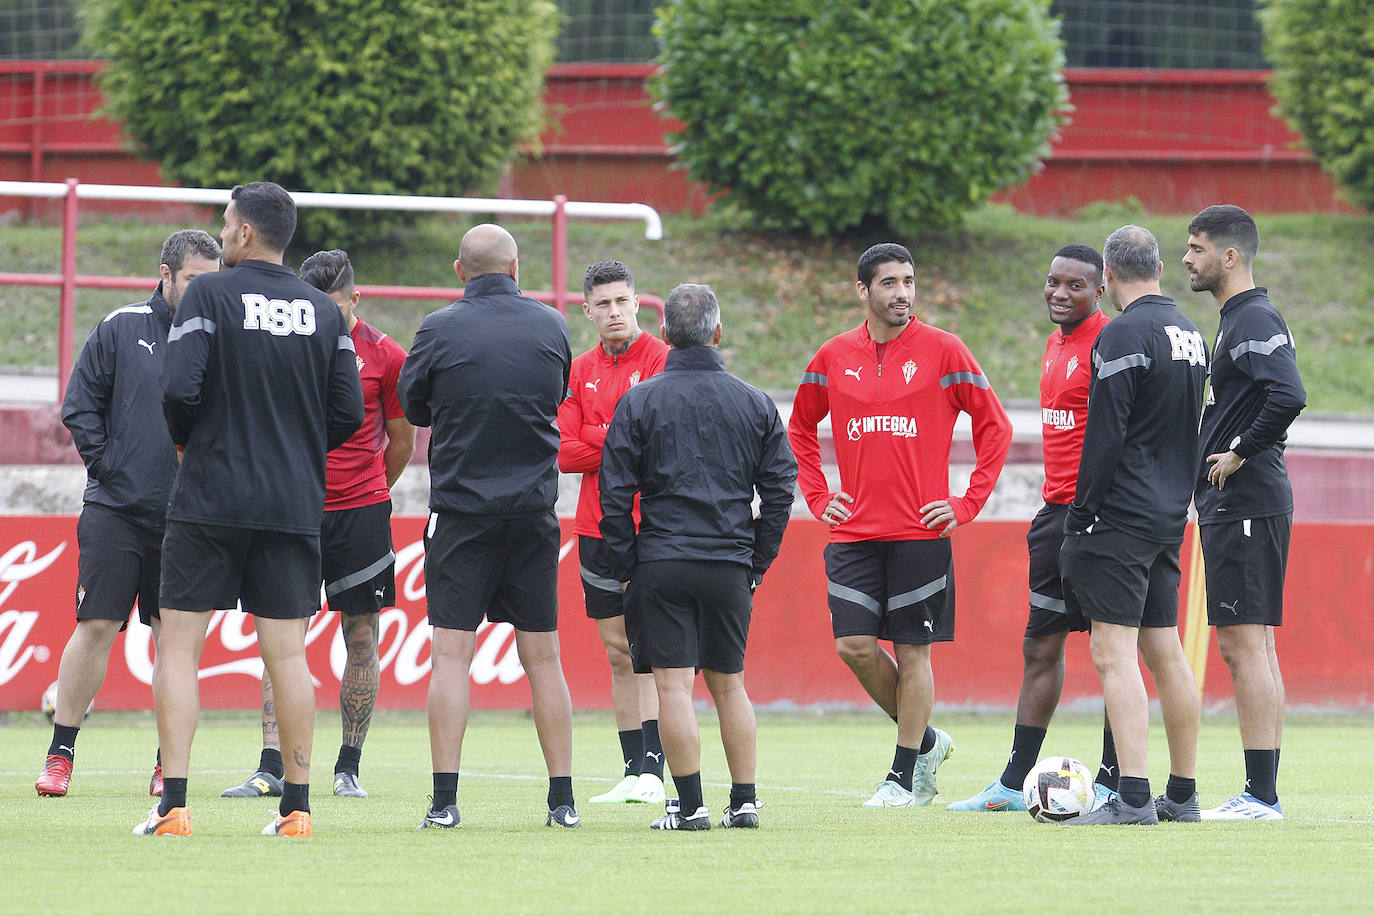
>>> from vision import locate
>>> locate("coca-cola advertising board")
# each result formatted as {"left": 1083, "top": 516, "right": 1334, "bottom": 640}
{"left": 2, "top": 516, "right": 1372, "bottom": 711}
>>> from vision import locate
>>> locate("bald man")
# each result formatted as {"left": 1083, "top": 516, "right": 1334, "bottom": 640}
{"left": 399, "top": 224, "right": 579, "bottom": 829}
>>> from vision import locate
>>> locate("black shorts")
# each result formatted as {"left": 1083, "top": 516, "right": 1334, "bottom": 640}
{"left": 1025, "top": 502, "right": 1090, "bottom": 638}
{"left": 824, "top": 539, "right": 955, "bottom": 645}
{"left": 1200, "top": 515, "right": 1291, "bottom": 627}
{"left": 75, "top": 503, "right": 163, "bottom": 629}
{"left": 1059, "top": 523, "right": 1181, "bottom": 628}
{"left": 624, "top": 560, "right": 752, "bottom": 674}
{"left": 160, "top": 521, "right": 321, "bottom": 619}
{"left": 322, "top": 501, "right": 396, "bottom": 615}
{"left": 423, "top": 511, "right": 559, "bottom": 632}
{"left": 578, "top": 535, "right": 625, "bottom": 619}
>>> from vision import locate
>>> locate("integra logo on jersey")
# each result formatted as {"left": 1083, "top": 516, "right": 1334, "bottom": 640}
{"left": 1165, "top": 325, "right": 1206, "bottom": 366}
{"left": 1041, "top": 408, "right": 1076, "bottom": 430}
{"left": 241, "top": 294, "right": 317, "bottom": 336}
{"left": 847, "top": 415, "right": 919, "bottom": 441}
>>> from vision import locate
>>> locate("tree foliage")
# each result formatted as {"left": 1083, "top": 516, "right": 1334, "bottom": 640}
{"left": 652, "top": 0, "right": 1067, "bottom": 236}
{"left": 1261, "top": 0, "right": 1374, "bottom": 211}
{"left": 82, "top": 0, "right": 559, "bottom": 249}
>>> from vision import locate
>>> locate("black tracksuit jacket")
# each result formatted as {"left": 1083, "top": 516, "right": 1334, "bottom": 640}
{"left": 598, "top": 346, "right": 797, "bottom": 583}
{"left": 162, "top": 259, "right": 364, "bottom": 535}
{"left": 62, "top": 286, "right": 178, "bottom": 528}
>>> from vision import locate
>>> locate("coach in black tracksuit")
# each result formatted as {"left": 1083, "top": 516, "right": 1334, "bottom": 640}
{"left": 599, "top": 283, "right": 796, "bottom": 831}
{"left": 34, "top": 231, "right": 221, "bottom": 801}
{"left": 398, "top": 224, "right": 579, "bottom": 829}
{"left": 141, "top": 182, "right": 363, "bottom": 839}
{"left": 1184, "top": 204, "right": 1306, "bottom": 820}
{"left": 1061, "top": 225, "right": 1208, "bottom": 826}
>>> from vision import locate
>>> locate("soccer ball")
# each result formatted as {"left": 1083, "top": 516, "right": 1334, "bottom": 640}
{"left": 40, "top": 680, "right": 94, "bottom": 724}
{"left": 1022, "top": 756, "right": 1094, "bottom": 822}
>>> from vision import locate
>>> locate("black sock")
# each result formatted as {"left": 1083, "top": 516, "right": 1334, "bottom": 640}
{"left": 155, "top": 748, "right": 161, "bottom": 767}
{"left": 335, "top": 744, "right": 361, "bottom": 777}
{"left": 1244, "top": 748, "right": 1278, "bottom": 805}
{"left": 281, "top": 781, "right": 309, "bottom": 816}
{"left": 641, "top": 720, "right": 664, "bottom": 779}
{"left": 917, "top": 726, "right": 936, "bottom": 755}
{"left": 674, "top": 771, "right": 703, "bottom": 815}
{"left": 432, "top": 772, "right": 458, "bottom": 810}
{"left": 548, "top": 776, "right": 574, "bottom": 810}
{"left": 1096, "top": 729, "right": 1119, "bottom": 791}
{"left": 729, "top": 782, "right": 756, "bottom": 810}
{"left": 48, "top": 724, "right": 79, "bottom": 761}
{"left": 1273, "top": 747, "right": 1280, "bottom": 772}
{"left": 617, "top": 729, "right": 643, "bottom": 778}
{"left": 889, "top": 745, "right": 919, "bottom": 791}
{"left": 159, "top": 778, "right": 188, "bottom": 815}
{"left": 259, "top": 748, "right": 284, "bottom": 779}
{"left": 889, "top": 713, "right": 899, "bottom": 725}
{"left": 999, "top": 724, "right": 1047, "bottom": 791}
{"left": 1166, "top": 774, "right": 1196, "bottom": 804}
{"left": 1117, "top": 775, "right": 1150, "bottom": 809}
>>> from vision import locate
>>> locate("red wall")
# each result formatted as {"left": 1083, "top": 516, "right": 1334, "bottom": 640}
{"left": 0, "top": 62, "right": 1356, "bottom": 217}
{"left": 2, "top": 515, "right": 1370, "bottom": 713}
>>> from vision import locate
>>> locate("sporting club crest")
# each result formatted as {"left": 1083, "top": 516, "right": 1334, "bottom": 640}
{"left": 1066, "top": 355, "right": 1078, "bottom": 379}
{"left": 629, "top": 370, "right": 642, "bottom": 386}
{"left": 356, "top": 355, "right": 365, "bottom": 373}
{"left": 902, "top": 360, "right": 917, "bottom": 384}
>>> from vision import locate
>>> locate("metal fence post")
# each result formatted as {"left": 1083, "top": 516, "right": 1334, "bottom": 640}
{"left": 57, "top": 177, "right": 79, "bottom": 403}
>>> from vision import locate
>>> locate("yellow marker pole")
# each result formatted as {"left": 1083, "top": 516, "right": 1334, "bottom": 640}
{"left": 1180, "top": 523, "right": 1210, "bottom": 697}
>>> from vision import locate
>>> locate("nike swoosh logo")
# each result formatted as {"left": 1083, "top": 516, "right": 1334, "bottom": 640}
{"left": 563, "top": 813, "right": 580, "bottom": 825}
{"left": 428, "top": 811, "right": 455, "bottom": 826}
{"left": 984, "top": 800, "right": 1010, "bottom": 810}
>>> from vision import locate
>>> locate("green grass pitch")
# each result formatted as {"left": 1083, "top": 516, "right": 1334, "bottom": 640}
{"left": 2, "top": 708, "right": 1370, "bottom": 914}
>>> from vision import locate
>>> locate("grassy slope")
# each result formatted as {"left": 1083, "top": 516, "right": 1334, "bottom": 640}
{"left": 1, "top": 709, "right": 1371, "bottom": 914}
{"left": 2, "top": 205, "right": 1371, "bottom": 411}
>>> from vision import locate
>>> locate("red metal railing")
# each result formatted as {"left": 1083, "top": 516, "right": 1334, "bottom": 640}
{"left": 0, "top": 179, "right": 664, "bottom": 401}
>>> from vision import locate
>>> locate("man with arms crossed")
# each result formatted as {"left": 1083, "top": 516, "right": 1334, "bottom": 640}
{"left": 1061, "top": 225, "right": 1206, "bottom": 826}
{"left": 36, "top": 230, "right": 220, "bottom": 799}
{"left": 789, "top": 243, "right": 1013, "bottom": 809}
{"left": 141, "top": 182, "right": 364, "bottom": 837}
{"left": 222, "top": 248, "right": 415, "bottom": 800}
{"left": 949, "top": 244, "right": 1120, "bottom": 812}
{"left": 1183, "top": 205, "right": 1305, "bottom": 820}
{"left": 401, "top": 224, "right": 579, "bottom": 829}
{"left": 558, "top": 259, "right": 669, "bottom": 805}
{"left": 600, "top": 283, "right": 796, "bottom": 830}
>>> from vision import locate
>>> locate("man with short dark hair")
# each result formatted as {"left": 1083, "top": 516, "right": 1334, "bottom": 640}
{"left": 559, "top": 259, "right": 669, "bottom": 806}
{"left": 1183, "top": 205, "right": 1305, "bottom": 820}
{"left": 141, "top": 181, "right": 365, "bottom": 838}
{"left": 790, "top": 243, "right": 1013, "bottom": 809}
{"left": 600, "top": 283, "right": 796, "bottom": 830}
{"left": 949, "top": 243, "right": 1120, "bottom": 813}
{"left": 221, "top": 248, "right": 415, "bottom": 801}
{"left": 401, "top": 224, "right": 580, "bottom": 830}
{"left": 36, "top": 230, "right": 220, "bottom": 800}
{"left": 1062, "top": 225, "right": 1207, "bottom": 826}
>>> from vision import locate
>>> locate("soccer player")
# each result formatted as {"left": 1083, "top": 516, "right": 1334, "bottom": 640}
{"left": 400, "top": 224, "right": 579, "bottom": 829}
{"left": 35, "top": 230, "right": 221, "bottom": 799}
{"left": 600, "top": 283, "right": 796, "bottom": 830}
{"left": 221, "top": 249, "right": 415, "bottom": 801}
{"left": 558, "top": 259, "right": 669, "bottom": 805}
{"left": 138, "top": 182, "right": 364, "bottom": 837}
{"left": 789, "top": 243, "right": 1013, "bottom": 809}
{"left": 1183, "top": 205, "right": 1305, "bottom": 820}
{"left": 949, "top": 244, "right": 1121, "bottom": 812}
{"left": 1061, "top": 225, "right": 1207, "bottom": 826}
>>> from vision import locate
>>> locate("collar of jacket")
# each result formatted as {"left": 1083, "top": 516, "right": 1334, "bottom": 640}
{"left": 664, "top": 346, "right": 724, "bottom": 371}
{"left": 1220, "top": 286, "right": 1268, "bottom": 316}
{"left": 596, "top": 330, "right": 653, "bottom": 365}
{"left": 1120, "top": 293, "right": 1176, "bottom": 315}
{"left": 461, "top": 272, "right": 521, "bottom": 299}
{"left": 149, "top": 284, "right": 172, "bottom": 325}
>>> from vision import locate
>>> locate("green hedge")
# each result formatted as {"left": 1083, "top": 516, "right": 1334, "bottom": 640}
{"left": 82, "top": 0, "right": 559, "bottom": 250}
{"left": 652, "top": 0, "right": 1067, "bottom": 236}
{"left": 1261, "top": 0, "right": 1374, "bottom": 211}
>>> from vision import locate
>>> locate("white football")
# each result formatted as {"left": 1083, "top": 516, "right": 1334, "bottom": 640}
{"left": 1022, "top": 756, "right": 1095, "bottom": 822}
{"left": 40, "top": 680, "right": 94, "bottom": 724}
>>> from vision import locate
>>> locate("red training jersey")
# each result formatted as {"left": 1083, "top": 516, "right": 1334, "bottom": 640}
{"left": 1039, "top": 309, "right": 1110, "bottom": 504}
{"left": 558, "top": 332, "right": 669, "bottom": 537}
{"left": 789, "top": 320, "right": 1013, "bottom": 542}
{"left": 325, "top": 318, "right": 408, "bottom": 511}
